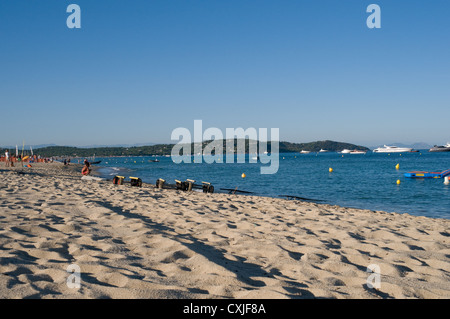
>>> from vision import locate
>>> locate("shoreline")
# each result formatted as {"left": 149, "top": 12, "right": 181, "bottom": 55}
{"left": 92, "top": 159, "right": 450, "bottom": 221}
{"left": 0, "top": 162, "right": 449, "bottom": 298}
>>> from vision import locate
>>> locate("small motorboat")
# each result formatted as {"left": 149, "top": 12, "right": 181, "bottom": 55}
{"left": 300, "top": 150, "right": 311, "bottom": 154}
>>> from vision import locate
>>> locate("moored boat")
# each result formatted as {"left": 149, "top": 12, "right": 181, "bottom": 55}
{"left": 429, "top": 143, "right": 450, "bottom": 152}
{"left": 373, "top": 145, "right": 412, "bottom": 153}
{"left": 405, "top": 169, "right": 450, "bottom": 178}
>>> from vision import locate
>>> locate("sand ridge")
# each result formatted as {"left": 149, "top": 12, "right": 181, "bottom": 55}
{"left": 0, "top": 163, "right": 449, "bottom": 299}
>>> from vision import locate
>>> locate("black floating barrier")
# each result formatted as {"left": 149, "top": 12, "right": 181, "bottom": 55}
{"left": 278, "top": 195, "right": 323, "bottom": 202}
{"left": 220, "top": 188, "right": 254, "bottom": 195}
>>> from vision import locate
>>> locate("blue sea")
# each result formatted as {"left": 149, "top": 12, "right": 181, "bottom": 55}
{"left": 94, "top": 151, "right": 450, "bottom": 220}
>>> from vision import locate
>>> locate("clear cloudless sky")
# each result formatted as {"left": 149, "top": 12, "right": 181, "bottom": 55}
{"left": 1, "top": 0, "right": 449, "bottom": 147}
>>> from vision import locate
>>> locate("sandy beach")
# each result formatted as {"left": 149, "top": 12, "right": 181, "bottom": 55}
{"left": 0, "top": 162, "right": 449, "bottom": 299}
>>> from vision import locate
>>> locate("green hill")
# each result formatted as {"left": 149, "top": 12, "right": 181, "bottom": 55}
{"left": 28, "top": 140, "right": 369, "bottom": 157}
{"left": 280, "top": 140, "right": 369, "bottom": 153}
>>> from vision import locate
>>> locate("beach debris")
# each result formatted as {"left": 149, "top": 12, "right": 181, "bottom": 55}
{"left": 130, "top": 177, "right": 142, "bottom": 187}
{"left": 156, "top": 179, "right": 215, "bottom": 193}
{"left": 174, "top": 180, "right": 186, "bottom": 190}
{"left": 202, "top": 182, "right": 214, "bottom": 193}
{"left": 113, "top": 176, "right": 125, "bottom": 185}
{"left": 156, "top": 178, "right": 165, "bottom": 189}
{"left": 112, "top": 175, "right": 142, "bottom": 187}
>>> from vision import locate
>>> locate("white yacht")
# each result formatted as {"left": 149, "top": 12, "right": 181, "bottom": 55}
{"left": 429, "top": 143, "right": 450, "bottom": 152}
{"left": 349, "top": 150, "right": 366, "bottom": 154}
{"left": 300, "top": 150, "right": 311, "bottom": 154}
{"left": 340, "top": 149, "right": 351, "bottom": 154}
{"left": 319, "top": 149, "right": 329, "bottom": 153}
{"left": 373, "top": 145, "right": 412, "bottom": 153}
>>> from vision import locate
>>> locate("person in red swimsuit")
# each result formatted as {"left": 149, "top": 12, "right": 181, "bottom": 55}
{"left": 81, "top": 160, "right": 91, "bottom": 175}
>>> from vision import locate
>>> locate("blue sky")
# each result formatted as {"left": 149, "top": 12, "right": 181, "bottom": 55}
{"left": 1, "top": 0, "right": 449, "bottom": 147}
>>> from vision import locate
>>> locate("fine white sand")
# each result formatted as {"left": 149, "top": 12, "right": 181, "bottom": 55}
{"left": 0, "top": 163, "right": 449, "bottom": 299}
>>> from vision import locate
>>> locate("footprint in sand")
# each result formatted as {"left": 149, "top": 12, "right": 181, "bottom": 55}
{"left": 160, "top": 249, "right": 195, "bottom": 264}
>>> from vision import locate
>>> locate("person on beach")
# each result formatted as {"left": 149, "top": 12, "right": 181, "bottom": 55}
{"left": 81, "top": 160, "right": 91, "bottom": 176}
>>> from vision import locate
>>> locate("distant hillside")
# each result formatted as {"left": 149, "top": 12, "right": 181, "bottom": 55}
{"left": 78, "top": 142, "right": 156, "bottom": 148}
{"left": 16, "top": 140, "right": 369, "bottom": 157}
{"left": 279, "top": 140, "right": 369, "bottom": 153}
{"left": 31, "top": 145, "right": 174, "bottom": 157}
{"left": 1, "top": 144, "right": 58, "bottom": 150}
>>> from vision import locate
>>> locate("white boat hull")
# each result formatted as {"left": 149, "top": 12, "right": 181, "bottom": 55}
{"left": 350, "top": 151, "right": 366, "bottom": 154}
{"left": 373, "top": 145, "right": 412, "bottom": 153}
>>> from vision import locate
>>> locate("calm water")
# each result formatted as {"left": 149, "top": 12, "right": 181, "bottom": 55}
{"left": 94, "top": 151, "right": 450, "bottom": 219}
